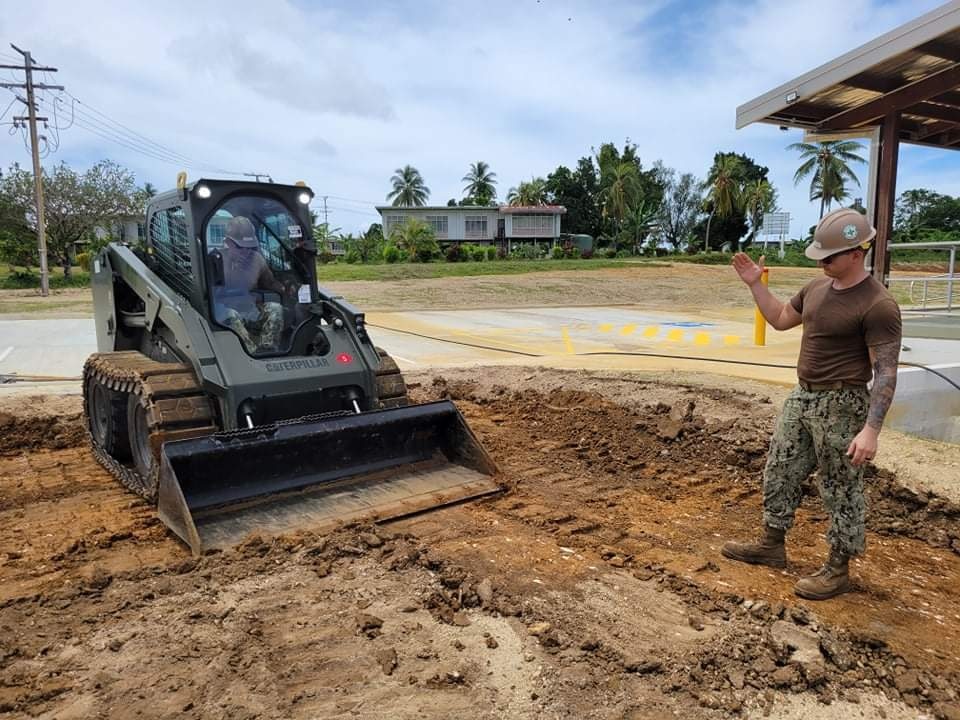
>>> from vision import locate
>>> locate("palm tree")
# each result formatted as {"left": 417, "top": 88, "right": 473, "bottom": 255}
{"left": 703, "top": 155, "right": 743, "bottom": 252}
{"left": 742, "top": 178, "right": 775, "bottom": 246}
{"left": 462, "top": 161, "right": 497, "bottom": 205}
{"left": 506, "top": 177, "right": 547, "bottom": 206}
{"left": 623, "top": 199, "right": 659, "bottom": 254}
{"left": 599, "top": 161, "right": 640, "bottom": 231}
{"left": 386, "top": 165, "right": 430, "bottom": 207}
{"left": 810, "top": 170, "right": 851, "bottom": 213}
{"left": 788, "top": 140, "right": 865, "bottom": 218}
{"left": 391, "top": 217, "right": 439, "bottom": 262}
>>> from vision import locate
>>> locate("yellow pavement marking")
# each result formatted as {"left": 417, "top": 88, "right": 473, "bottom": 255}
{"left": 598, "top": 323, "right": 613, "bottom": 333}
{"left": 619, "top": 324, "right": 637, "bottom": 336}
{"left": 693, "top": 332, "right": 711, "bottom": 346}
{"left": 643, "top": 326, "right": 660, "bottom": 338}
{"left": 561, "top": 326, "right": 575, "bottom": 354}
{"left": 666, "top": 328, "right": 684, "bottom": 342}
{"left": 723, "top": 335, "right": 742, "bottom": 345}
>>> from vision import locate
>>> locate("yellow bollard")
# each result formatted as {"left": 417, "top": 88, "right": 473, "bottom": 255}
{"left": 754, "top": 267, "right": 769, "bottom": 346}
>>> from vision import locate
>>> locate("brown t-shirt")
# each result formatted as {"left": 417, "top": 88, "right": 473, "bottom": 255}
{"left": 789, "top": 275, "right": 901, "bottom": 385}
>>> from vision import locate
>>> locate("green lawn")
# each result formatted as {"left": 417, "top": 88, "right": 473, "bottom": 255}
{"left": 314, "top": 258, "right": 661, "bottom": 281}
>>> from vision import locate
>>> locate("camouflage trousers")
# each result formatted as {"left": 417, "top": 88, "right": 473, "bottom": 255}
{"left": 763, "top": 385, "right": 870, "bottom": 556}
{"left": 221, "top": 302, "right": 283, "bottom": 354}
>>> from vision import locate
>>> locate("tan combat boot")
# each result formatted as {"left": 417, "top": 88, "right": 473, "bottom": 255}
{"left": 794, "top": 549, "right": 850, "bottom": 600}
{"left": 721, "top": 525, "right": 787, "bottom": 568}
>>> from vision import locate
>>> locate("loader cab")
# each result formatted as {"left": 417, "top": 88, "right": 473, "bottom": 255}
{"left": 199, "top": 188, "right": 318, "bottom": 358}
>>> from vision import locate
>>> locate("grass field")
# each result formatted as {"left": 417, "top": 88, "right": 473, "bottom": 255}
{"left": 314, "top": 258, "right": 661, "bottom": 281}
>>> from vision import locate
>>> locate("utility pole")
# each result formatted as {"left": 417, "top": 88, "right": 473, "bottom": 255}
{"left": 322, "top": 196, "right": 329, "bottom": 227}
{"left": 1, "top": 45, "right": 64, "bottom": 297}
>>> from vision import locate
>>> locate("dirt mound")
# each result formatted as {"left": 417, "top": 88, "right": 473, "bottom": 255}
{"left": 0, "top": 408, "right": 85, "bottom": 457}
{"left": 2, "top": 371, "right": 960, "bottom": 719}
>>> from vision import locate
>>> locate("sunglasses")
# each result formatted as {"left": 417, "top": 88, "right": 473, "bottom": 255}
{"left": 821, "top": 245, "right": 867, "bottom": 265}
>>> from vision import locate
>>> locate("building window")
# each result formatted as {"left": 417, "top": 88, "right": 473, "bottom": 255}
{"left": 425, "top": 215, "right": 448, "bottom": 237}
{"left": 207, "top": 221, "right": 226, "bottom": 249}
{"left": 384, "top": 214, "right": 407, "bottom": 237}
{"left": 465, "top": 215, "right": 488, "bottom": 238}
{"left": 512, "top": 214, "right": 554, "bottom": 235}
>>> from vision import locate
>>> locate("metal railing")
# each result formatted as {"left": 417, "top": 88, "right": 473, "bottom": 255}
{"left": 885, "top": 241, "right": 958, "bottom": 312}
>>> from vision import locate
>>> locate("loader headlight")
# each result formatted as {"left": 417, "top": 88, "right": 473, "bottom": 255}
{"left": 298, "top": 192, "right": 312, "bottom": 205}
{"left": 196, "top": 184, "right": 212, "bottom": 199}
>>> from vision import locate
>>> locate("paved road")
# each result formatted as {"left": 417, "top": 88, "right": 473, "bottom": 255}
{"left": 1, "top": 307, "right": 955, "bottom": 398}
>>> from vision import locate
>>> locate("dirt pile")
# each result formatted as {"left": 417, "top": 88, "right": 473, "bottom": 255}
{"left": 2, "top": 369, "right": 959, "bottom": 719}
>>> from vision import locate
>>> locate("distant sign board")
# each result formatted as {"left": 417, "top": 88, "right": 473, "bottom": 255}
{"left": 760, "top": 212, "right": 790, "bottom": 237}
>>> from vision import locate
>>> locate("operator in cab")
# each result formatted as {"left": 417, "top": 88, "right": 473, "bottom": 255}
{"left": 213, "top": 216, "right": 288, "bottom": 354}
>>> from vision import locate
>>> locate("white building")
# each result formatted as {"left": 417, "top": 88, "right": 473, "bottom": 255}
{"left": 376, "top": 205, "right": 566, "bottom": 246}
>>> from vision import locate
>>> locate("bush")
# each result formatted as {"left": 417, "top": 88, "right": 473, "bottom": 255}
{"left": 551, "top": 246, "right": 564, "bottom": 259}
{"left": 604, "top": 248, "right": 617, "bottom": 259}
{"left": 445, "top": 244, "right": 466, "bottom": 263}
{"left": 0, "top": 270, "right": 91, "bottom": 289}
{"left": 344, "top": 250, "right": 360, "bottom": 264}
{"left": 383, "top": 244, "right": 402, "bottom": 264}
{"left": 318, "top": 249, "right": 335, "bottom": 265}
{"left": 486, "top": 246, "right": 497, "bottom": 261}
{"left": 467, "top": 244, "right": 487, "bottom": 262}
{"left": 496, "top": 246, "right": 507, "bottom": 260}
{"left": 76, "top": 251, "right": 93, "bottom": 272}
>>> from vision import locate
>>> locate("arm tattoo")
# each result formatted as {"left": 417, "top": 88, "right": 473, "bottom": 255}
{"left": 867, "top": 341, "right": 900, "bottom": 431}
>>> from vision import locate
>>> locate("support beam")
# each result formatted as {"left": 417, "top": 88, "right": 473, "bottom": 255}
{"left": 905, "top": 101, "right": 960, "bottom": 123}
{"left": 819, "top": 63, "right": 960, "bottom": 131}
{"left": 914, "top": 119, "right": 960, "bottom": 139}
{"left": 872, "top": 113, "right": 900, "bottom": 285}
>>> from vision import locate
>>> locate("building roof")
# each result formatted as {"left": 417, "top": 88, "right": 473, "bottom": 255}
{"left": 497, "top": 205, "right": 567, "bottom": 214}
{"left": 736, "top": 1, "right": 960, "bottom": 149}
{"left": 375, "top": 205, "right": 499, "bottom": 212}
{"left": 375, "top": 205, "right": 566, "bottom": 214}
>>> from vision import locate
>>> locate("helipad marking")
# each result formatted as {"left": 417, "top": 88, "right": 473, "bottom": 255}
{"left": 693, "top": 332, "right": 711, "bottom": 346}
{"left": 561, "top": 326, "right": 575, "bottom": 354}
{"left": 619, "top": 324, "right": 637, "bottom": 336}
{"left": 666, "top": 328, "right": 684, "bottom": 342}
{"left": 642, "top": 326, "right": 660, "bottom": 338}
{"left": 0, "top": 346, "right": 12, "bottom": 363}
{"left": 598, "top": 323, "right": 613, "bottom": 333}
{"left": 723, "top": 335, "right": 742, "bottom": 346}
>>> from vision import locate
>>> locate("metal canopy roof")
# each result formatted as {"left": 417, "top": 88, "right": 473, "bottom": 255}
{"left": 736, "top": 1, "right": 960, "bottom": 149}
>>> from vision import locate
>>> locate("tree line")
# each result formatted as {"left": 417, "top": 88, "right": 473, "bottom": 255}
{"left": 0, "top": 160, "right": 153, "bottom": 279}
{"left": 381, "top": 139, "right": 876, "bottom": 256}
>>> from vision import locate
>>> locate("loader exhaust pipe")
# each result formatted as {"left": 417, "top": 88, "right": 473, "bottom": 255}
{"left": 157, "top": 400, "right": 499, "bottom": 554}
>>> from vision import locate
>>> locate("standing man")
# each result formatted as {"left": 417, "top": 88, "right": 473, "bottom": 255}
{"left": 722, "top": 208, "right": 901, "bottom": 600}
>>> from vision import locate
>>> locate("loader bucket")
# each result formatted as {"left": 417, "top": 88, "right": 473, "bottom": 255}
{"left": 157, "top": 400, "right": 499, "bottom": 554}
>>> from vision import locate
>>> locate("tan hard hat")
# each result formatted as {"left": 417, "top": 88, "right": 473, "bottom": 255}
{"left": 225, "top": 216, "right": 258, "bottom": 248}
{"left": 805, "top": 208, "right": 876, "bottom": 260}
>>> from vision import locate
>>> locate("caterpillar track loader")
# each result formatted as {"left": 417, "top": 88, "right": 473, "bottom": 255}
{"left": 83, "top": 177, "right": 498, "bottom": 554}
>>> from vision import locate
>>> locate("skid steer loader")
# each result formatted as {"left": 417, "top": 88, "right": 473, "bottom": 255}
{"left": 83, "top": 176, "right": 498, "bottom": 554}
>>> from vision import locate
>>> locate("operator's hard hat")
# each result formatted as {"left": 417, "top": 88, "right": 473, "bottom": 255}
{"left": 225, "top": 216, "right": 258, "bottom": 248}
{"left": 805, "top": 207, "right": 876, "bottom": 260}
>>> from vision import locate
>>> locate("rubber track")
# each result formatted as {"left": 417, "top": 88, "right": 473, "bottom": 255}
{"left": 375, "top": 347, "right": 409, "bottom": 409}
{"left": 83, "top": 351, "right": 217, "bottom": 502}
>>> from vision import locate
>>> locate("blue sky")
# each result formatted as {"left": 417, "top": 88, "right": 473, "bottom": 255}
{"left": 0, "top": 0, "right": 956, "bottom": 236}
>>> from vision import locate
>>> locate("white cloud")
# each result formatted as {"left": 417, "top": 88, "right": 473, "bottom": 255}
{"left": 0, "top": 0, "right": 954, "bottom": 235}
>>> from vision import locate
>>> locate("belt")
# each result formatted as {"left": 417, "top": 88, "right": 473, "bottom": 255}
{"left": 798, "top": 380, "right": 867, "bottom": 392}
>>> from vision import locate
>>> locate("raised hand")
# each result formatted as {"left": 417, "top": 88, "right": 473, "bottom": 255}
{"left": 732, "top": 252, "right": 765, "bottom": 287}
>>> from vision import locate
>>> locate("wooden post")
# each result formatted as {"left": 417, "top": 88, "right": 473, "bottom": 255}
{"left": 872, "top": 112, "right": 900, "bottom": 285}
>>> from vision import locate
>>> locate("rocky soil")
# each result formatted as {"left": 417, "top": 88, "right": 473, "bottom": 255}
{"left": 1, "top": 369, "right": 959, "bottom": 719}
